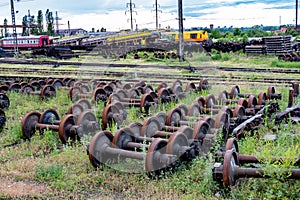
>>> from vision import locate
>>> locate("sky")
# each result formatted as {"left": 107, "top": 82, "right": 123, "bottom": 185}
{"left": 0, "top": 0, "right": 298, "bottom": 32}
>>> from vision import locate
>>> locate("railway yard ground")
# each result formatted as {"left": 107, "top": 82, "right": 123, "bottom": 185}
{"left": 0, "top": 51, "right": 299, "bottom": 199}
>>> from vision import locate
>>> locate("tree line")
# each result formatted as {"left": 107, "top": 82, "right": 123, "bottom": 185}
{"left": 1, "top": 9, "right": 55, "bottom": 38}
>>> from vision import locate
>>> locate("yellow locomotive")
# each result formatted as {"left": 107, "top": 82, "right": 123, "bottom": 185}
{"left": 175, "top": 30, "right": 209, "bottom": 42}
{"left": 160, "top": 30, "right": 209, "bottom": 43}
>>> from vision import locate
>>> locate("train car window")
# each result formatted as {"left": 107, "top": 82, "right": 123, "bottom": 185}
{"left": 190, "top": 33, "right": 197, "bottom": 39}
{"left": 200, "top": 34, "right": 202, "bottom": 39}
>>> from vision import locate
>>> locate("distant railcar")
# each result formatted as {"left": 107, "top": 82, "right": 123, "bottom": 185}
{"left": 0, "top": 35, "right": 50, "bottom": 49}
{"left": 175, "top": 30, "right": 209, "bottom": 42}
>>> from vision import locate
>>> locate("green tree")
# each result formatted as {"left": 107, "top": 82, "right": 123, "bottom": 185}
{"left": 3, "top": 18, "right": 8, "bottom": 37}
{"left": 233, "top": 28, "right": 242, "bottom": 36}
{"left": 21, "top": 15, "right": 28, "bottom": 36}
{"left": 37, "top": 10, "right": 44, "bottom": 34}
{"left": 30, "top": 16, "right": 38, "bottom": 35}
{"left": 45, "top": 9, "right": 54, "bottom": 35}
{"left": 210, "top": 29, "right": 223, "bottom": 39}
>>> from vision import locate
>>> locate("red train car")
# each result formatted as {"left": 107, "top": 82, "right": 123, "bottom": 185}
{"left": 0, "top": 35, "right": 50, "bottom": 49}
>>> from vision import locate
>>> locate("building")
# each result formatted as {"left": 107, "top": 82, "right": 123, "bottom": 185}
{"left": 57, "top": 28, "right": 88, "bottom": 36}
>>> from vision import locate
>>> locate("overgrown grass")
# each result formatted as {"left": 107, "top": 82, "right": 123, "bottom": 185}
{"left": 0, "top": 55, "right": 299, "bottom": 199}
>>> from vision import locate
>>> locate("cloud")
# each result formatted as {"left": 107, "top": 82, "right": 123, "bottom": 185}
{"left": 0, "top": 0, "right": 297, "bottom": 32}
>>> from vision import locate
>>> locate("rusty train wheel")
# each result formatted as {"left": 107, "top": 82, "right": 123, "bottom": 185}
{"left": 143, "top": 85, "right": 154, "bottom": 94}
{"left": 62, "top": 78, "right": 70, "bottom": 86}
{"left": 218, "top": 90, "right": 228, "bottom": 104}
{"left": 80, "top": 85, "right": 90, "bottom": 93}
{"left": 185, "top": 82, "right": 196, "bottom": 92}
{"left": 257, "top": 92, "right": 267, "bottom": 105}
{"left": 40, "top": 85, "right": 56, "bottom": 100}
{"left": 201, "top": 116, "right": 215, "bottom": 128}
{"left": 176, "top": 126, "right": 193, "bottom": 141}
{"left": 128, "top": 88, "right": 140, "bottom": 98}
{"left": 0, "top": 85, "right": 9, "bottom": 93}
{"left": 122, "top": 83, "right": 132, "bottom": 90}
{"left": 58, "top": 114, "right": 76, "bottom": 144}
{"left": 88, "top": 130, "right": 114, "bottom": 168}
{"left": 8, "top": 83, "right": 21, "bottom": 92}
{"left": 247, "top": 95, "right": 258, "bottom": 108}
{"left": 20, "top": 85, "right": 34, "bottom": 95}
{"left": 0, "top": 108, "right": 6, "bottom": 132}
{"left": 102, "top": 103, "right": 126, "bottom": 130}
{"left": 115, "top": 89, "right": 127, "bottom": 99}
{"left": 127, "top": 122, "right": 142, "bottom": 137}
{"left": 166, "top": 107, "right": 182, "bottom": 126}
{"left": 112, "top": 128, "right": 135, "bottom": 149}
{"left": 66, "top": 78, "right": 76, "bottom": 87}
{"left": 166, "top": 132, "right": 188, "bottom": 158}
{"left": 75, "top": 99, "right": 92, "bottom": 110}
{"left": 140, "top": 93, "right": 155, "bottom": 114}
{"left": 237, "top": 98, "right": 248, "bottom": 108}
{"left": 187, "top": 103, "right": 201, "bottom": 117}
{"left": 199, "top": 79, "right": 209, "bottom": 91}
{"left": 176, "top": 104, "right": 188, "bottom": 117}
{"left": 141, "top": 117, "right": 162, "bottom": 137}
{"left": 267, "top": 86, "right": 276, "bottom": 100}
{"left": 68, "top": 86, "right": 81, "bottom": 101}
{"left": 103, "top": 85, "right": 114, "bottom": 96}
{"left": 38, "top": 80, "right": 46, "bottom": 87}
{"left": 194, "top": 96, "right": 206, "bottom": 109}
{"left": 39, "top": 109, "right": 60, "bottom": 124}
{"left": 172, "top": 85, "right": 183, "bottom": 97}
{"left": 154, "top": 112, "right": 167, "bottom": 128}
{"left": 0, "top": 93, "right": 10, "bottom": 109}
{"left": 223, "top": 149, "right": 239, "bottom": 187}
{"left": 157, "top": 88, "right": 170, "bottom": 103}
{"left": 52, "top": 79, "right": 64, "bottom": 88}
{"left": 220, "top": 106, "right": 233, "bottom": 118}
{"left": 225, "top": 138, "right": 239, "bottom": 152}
{"left": 233, "top": 105, "right": 246, "bottom": 118}
{"left": 30, "top": 81, "right": 41, "bottom": 91}
{"left": 193, "top": 120, "right": 210, "bottom": 141}
{"left": 21, "top": 111, "right": 41, "bottom": 139}
{"left": 107, "top": 93, "right": 121, "bottom": 103}
{"left": 77, "top": 111, "right": 99, "bottom": 134}
{"left": 67, "top": 103, "right": 84, "bottom": 117}
{"left": 157, "top": 82, "right": 168, "bottom": 91}
{"left": 145, "top": 138, "right": 168, "bottom": 175}
{"left": 93, "top": 88, "right": 108, "bottom": 104}
{"left": 229, "top": 85, "right": 240, "bottom": 99}
{"left": 205, "top": 94, "right": 217, "bottom": 112}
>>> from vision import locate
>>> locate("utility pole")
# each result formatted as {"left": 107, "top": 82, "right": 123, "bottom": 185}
{"left": 27, "top": 9, "right": 30, "bottom": 35}
{"left": 55, "top": 11, "right": 62, "bottom": 34}
{"left": 153, "top": 0, "right": 162, "bottom": 30}
{"left": 67, "top": 20, "right": 70, "bottom": 36}
{"left": 10, "top": 0, "right": 19, "bottom": 57}
{"left": 296, "top": 0, "right": 298, "bottom": 29}
{"left": 178, "top": 0, "right": 184, "bottom": 62}
{"left": 126, "top": 0, "right": 137, "bottom": 31}
{"left": 10, "top": 0, "right": 18, "bottom": 56}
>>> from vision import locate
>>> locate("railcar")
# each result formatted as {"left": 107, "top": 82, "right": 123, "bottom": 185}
{"left": 174, "top": 30, "right": 209, "bottom": 42}
{"left": 0, "top": 35, "right": 50, "bottom": 49}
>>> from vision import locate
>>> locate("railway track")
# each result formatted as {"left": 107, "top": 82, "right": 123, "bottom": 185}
{"left": 0, "top": 59, "right": 298, "bottom": 87}
{"left": 1, "top": 58, "right": 300, "bottom": 74}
